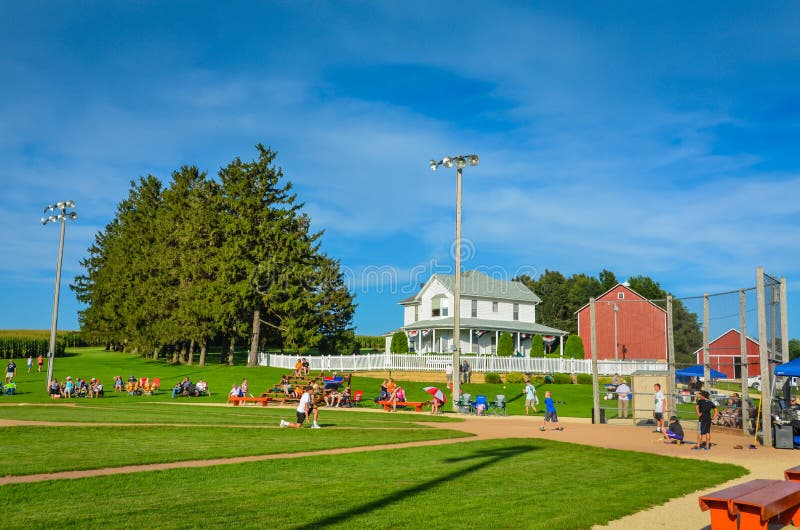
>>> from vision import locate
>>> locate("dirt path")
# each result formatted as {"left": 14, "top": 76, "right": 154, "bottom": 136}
{"left": 2, "top": 412, "right": 794, "bottom": 528}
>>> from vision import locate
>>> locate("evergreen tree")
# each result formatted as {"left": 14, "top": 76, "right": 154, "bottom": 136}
{"left": 497, "top": 332, "right": 514, "bottom": 356}
{"left": 72, "top": 145, "right": 355, "bottom": 363}
{"left": 565, "top": 334, "right": 585, "bottom": 359}
{"left": 530, "top": 334, "right": 545, "bottom": 357}
{"left": 390, "top": 331, "right": 409, "bottom": 353}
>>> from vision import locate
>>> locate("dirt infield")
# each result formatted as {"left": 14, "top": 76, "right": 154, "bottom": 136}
{"left": 2, "top": 411, "right": 796, "bottom": 528}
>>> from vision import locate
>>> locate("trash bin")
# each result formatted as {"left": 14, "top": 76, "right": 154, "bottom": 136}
{"left": 592, "top": 407, "right": 606, "bottom": 424}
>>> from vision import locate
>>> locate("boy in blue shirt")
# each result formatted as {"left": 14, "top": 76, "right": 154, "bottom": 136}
{"left": 539, "top": 391, "right": 564, "bottom": 431}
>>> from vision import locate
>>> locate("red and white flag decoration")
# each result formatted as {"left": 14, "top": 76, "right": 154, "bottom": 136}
{"left": 474, "top": 330, "right": 489, "bottom": 338}
{"left": 422, "top": 329, "right": 431, "bottom": 337}
{"left": 407, "top": 330, "right": 418, "bottom": 338}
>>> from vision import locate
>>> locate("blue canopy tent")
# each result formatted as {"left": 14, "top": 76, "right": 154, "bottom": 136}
{"left": 774, "top": 358, "right": 800, "bottom": 377}
{"left": 675, "top": 365, "right": 727, "bottom": 380}
{"left": 773, "top": 359, "right": 800, "bottom": 407}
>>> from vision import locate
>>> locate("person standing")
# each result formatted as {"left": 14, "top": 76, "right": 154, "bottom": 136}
{"left": 539, "top": 391, "right": 564, "bottom": 431}
{"left": 616, "top": 379, "right": 631, "bottom": 419}
{"left": 653, "top": 383, "right": 665, "bottom": 432}
{"left": 445, "top": 364, "right": 453, "bottom": 390}
{"left": 691, "top": 391, "right": 718, "bottom": 451}
{"left": 27, "top": 356, "right": 33, "bottom": 374}
{"left": 462, "top": 360, "right": 471, "bottom": 384}
{"left": 281, "top": 386, "right": 320, "bottom": 429}
{"left": 524, "top": 379, "right": 539, "bottom": 414}
{"left": 5, "top": 359, "right": 16, "bottom": 383}
{"left": 37, "top": 354, "right": 44, "bottom": 372}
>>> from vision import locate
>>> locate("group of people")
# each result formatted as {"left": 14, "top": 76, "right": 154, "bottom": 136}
{"left": 444, "top": 360, "right": 471, "bottom": 388}
{"left": 377, "top": 378, "right": 407, "bottom": 411}
{"left": 227, "top": 378, "right": 247, "bottom": 398}
{"left": 171, "top": 377, "right": 208, "bottom": 398}
{"left": 324, "top": 386, "right": 351, "bottom": 407}
{"left": 293, "top": 358, "right": 310, "bottom": 377}
{"left": 120, "top": 375, "right": 162, "bottom": 395}
{"left": 48, "top": 376, "right": 104, "bottom": 398}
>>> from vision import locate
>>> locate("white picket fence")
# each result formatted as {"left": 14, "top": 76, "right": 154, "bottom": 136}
{"left": 258, "top": 352, "right": 667, "bottom": 375}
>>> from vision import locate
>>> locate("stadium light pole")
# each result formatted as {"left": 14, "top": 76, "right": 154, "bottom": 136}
{"left": 430, "top": 154, "right": 479, "bottom": 412}
{"left": 41, "top": 201, "right": 77, "bottom": 391}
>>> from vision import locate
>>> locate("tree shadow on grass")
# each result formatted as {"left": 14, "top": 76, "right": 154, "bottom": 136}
{"left": 295, "top": 444, "right": 537, "bottom": 529}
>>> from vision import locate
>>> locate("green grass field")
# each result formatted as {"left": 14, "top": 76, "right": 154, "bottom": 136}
{"left": 0, "top": 347, "right": 750, "bottom": 529}
{"left": 1, "top": 434, "right": 745, "bottom": 529}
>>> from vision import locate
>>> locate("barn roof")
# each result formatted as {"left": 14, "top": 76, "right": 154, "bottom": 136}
{"left": 574, "top": 283, "right": 667, "bottom": 315}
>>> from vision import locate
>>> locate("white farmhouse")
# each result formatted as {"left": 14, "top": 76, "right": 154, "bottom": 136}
{"left": 388, "top": 270, "right": 567, "bottom": 355}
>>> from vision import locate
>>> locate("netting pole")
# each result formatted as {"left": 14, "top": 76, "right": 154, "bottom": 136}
{"left": 756, "top": 266, "right": 772, "bottom": 447}
{"left": 740, "top": 289, "right": 750, "bottom": 438}
{"left": 781, "top": 277, "right": 789, "bottom": 363}
{"left": 703, "top": 294, "right": 710, "bottom": 388}
{"left": 590, "top": 297, "right": 600, "bottom": 424}
{"left": 666, "top": 296, "right": 676, "bottom": 417}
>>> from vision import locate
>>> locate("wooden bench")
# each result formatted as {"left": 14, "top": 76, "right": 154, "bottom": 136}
{"left": 699, "top": 479, "right": 800, "bottom": 530}
{"left": 228, "top": 396, "right": 271, "bottom": 407}
{"left": 734, "top": 480, "right": 800, "bottom": 529}
{"left": 377, "top": 400, "right": 427, "bottom": 412}
{"left": 785, "top": 466, "right": 800, "bottom": 482}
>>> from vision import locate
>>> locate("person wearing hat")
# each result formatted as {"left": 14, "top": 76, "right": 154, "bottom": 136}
{"left": 63, "top": 376, "right": 74, "bottom": 398}
{"left": 691, "top": 390, "right": 718, "bottom": 451}
{"left": 663, "top": 415, "right": 684, "bottom": 444}
{"left": 281, "top": 386, "right": 320, "bottom": 429}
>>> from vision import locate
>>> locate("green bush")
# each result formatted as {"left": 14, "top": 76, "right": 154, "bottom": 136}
{"left": 565, "top": 335, "right": 585, "bottom": 359}
{"left": 530, "top": 375, "right": 546, "bottom": 386}
{"left": 577, "top": 373, "right": 592, "bottom": 384}
{"left": 553, "top": 373, "right": 571, "bottom": 384}
{"left": 390, "top": 331, "right": 408, "bottom": 354}
{"left": 497, "top": 332, "right": 514, "bottom": 356}
{"left": 506, "top": 372, "right": 526, "bottom": 384}
{"left": 484, "top": 372, "right": 502, "bottom": 384}
{"left": 530, "top": 335, "right": 544, "bottom": 357}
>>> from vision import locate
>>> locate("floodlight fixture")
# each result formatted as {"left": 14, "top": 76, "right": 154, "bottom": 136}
{"left": 41, "top": 200, "right": 78, "bottom": 391}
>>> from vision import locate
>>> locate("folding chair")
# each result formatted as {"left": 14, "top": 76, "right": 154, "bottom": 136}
{"left": 489, "top": 394, "right": 506, "bottom": 416}
{"left": 457, "top": 393, "right": 472, "bottom": 414}
{"left": 472, "top": 395, "right": 488, "bottom": 415}
{"left": 352, "top": 390, "right": 363, "bottom": 407}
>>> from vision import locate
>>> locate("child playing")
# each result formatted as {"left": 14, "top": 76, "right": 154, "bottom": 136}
{"left": 663, "top": 415, "right": 685, "bottom": 444}
{"left": 539, "top": 391, "right": 564, "bottom": 431}
{"left": 692, "top": 390, "right": 718, "bottom": 451}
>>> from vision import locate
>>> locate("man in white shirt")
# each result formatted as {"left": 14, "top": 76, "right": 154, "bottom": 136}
{"left": 616, "top": 380, "right": 631, "bottom": 419}
{"left": 281, "top": 387, "right": 320, "bottom": 429}
{"left": 653, "top": 383, "right": 665, "bottom": 432}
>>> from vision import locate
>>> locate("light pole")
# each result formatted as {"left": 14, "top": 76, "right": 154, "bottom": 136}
{"left": 430, "top": 154, "right": 479, "bottom": 412}
{"left": 613, "top": 303, "right": 619, "bottom": 361}
{"left": 41, "top": 201, "right": 77, "bottom": 391}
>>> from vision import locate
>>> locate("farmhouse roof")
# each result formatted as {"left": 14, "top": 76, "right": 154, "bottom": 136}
{"left": 400, "top": 270, "right": 541, "bottom": 304}
{"left": 404, "top": 317, "right": 566, "bottom": 335}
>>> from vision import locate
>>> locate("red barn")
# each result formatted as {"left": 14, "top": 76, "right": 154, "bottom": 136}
{"left": 576, "top": 284, "right": 667, "bottom": 361}
{"left": 695, "top": 329, "right": 761, "bottom": 379}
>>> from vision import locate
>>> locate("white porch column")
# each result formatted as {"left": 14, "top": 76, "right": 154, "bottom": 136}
{"left": 469, "top": 329, "right": 473, "bottom": 354}
{"left": 559, "top": 335, "right": 564, "bottom": 357}
{"left": 516, "top": 332, "right": 520, "bottom": 353}
{"left": 495, "top": 330, "right": 499, "bottom": 355}
{"left": 433, "top": 329, "right": 436, "bottom": 353}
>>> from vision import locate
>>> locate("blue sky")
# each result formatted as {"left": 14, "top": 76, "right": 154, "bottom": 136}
{"left": 1, "top": 1, "right": 798, "bottom": 342}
